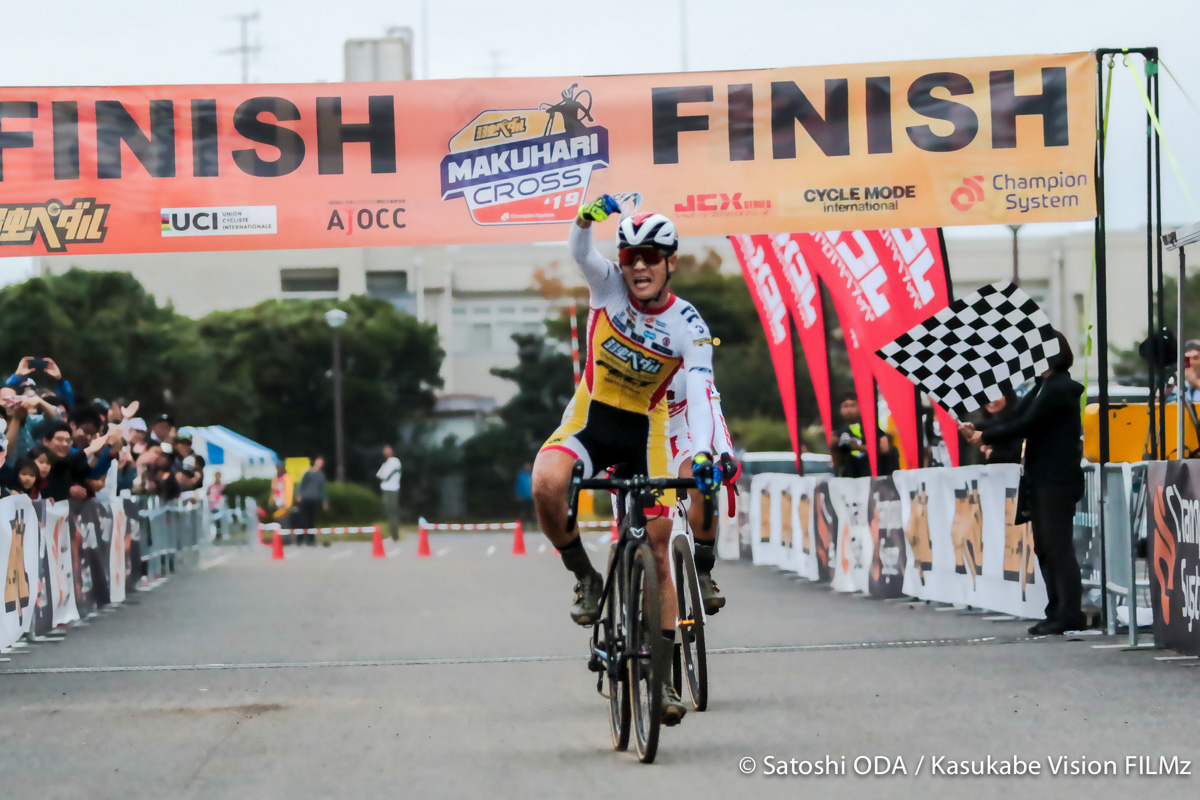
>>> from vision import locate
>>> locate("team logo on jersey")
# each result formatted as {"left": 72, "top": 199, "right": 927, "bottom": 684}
{"left": 439, "top": 84, "right": 610, "bottom": 227}
{"left": 600, "top": 337, "right": 663, "bottom": 374}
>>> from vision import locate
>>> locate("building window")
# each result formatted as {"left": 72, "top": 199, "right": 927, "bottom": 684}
{"left": 466, "top": 323, "right": 492, "bottom": 351}
{"left": 366, "top": 271, "right": 408, "bottom": 296}
{"left": 281, "top": 267, "right": 339, "bottom": 294}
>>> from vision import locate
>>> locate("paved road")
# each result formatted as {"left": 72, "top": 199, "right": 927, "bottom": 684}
{"left": 2, "top": 533, "right": 1198, "bottom": 799}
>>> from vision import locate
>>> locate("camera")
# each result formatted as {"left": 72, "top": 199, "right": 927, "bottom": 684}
{"left": 27, "top": 357, "right": 49, "bottom": 371}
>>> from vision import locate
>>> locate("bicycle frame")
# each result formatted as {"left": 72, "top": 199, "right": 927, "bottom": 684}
{"left": 565, "top": 460, "right": 701, "bottom": 694}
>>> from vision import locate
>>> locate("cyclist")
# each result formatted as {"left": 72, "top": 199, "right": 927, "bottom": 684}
{"left": 532, "top": 194, "right": 724, "bottom": 726}
{"left": 665, "top": 370, "right": 740, "bottom": 614}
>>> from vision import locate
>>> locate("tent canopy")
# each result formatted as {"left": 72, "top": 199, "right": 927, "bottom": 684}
{"left": 178, "top": 425, "right": 278, "bottom": 482}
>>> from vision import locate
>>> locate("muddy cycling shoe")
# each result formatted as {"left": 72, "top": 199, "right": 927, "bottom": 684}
{"left": 661, "top": 684, "right": 688, "bottom": 726}
{"left": 698, "top": 572, "right": 726, "bottom": 615}
{"left": 569, "top": 574, "right": 604, "bottom": 626}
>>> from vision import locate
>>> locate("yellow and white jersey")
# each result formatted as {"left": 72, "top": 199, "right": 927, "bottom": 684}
{"left": 540, "top": 222, "right": 718, "bottom": 478}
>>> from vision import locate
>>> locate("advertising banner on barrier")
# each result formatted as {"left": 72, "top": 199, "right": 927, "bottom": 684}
{"left": 45, "top": 500, "right": 77, "bottom": 627}
{"left": 829, "top": 477, "right": 872, "bottom": 593}
{"left": 1, "top": 494, "right": 39, "bottom": 648}
{"left": 1148, "top": 461, "right": 1200, "bottom": 655}
{"left": 893, "top": 465, "right": 1046, "bottom": 617}
{"left": 742, "top": 465, "right": 1047, "bottom": 617}
{"left": 0, "top": 53, "right": 1095, "bottom": 256}
{"left": 791, "top": 228, "right": 952, "bottom": 473}
{"left": 868, "top": 477, "right": 907, "bottom": 598}
{"left": 30, "top": 500, "right": 54, "bottom": 637}
{"left": 109, "top": 499, "right": 129, "bottom": 604}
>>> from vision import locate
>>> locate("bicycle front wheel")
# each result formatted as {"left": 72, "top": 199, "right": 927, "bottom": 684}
{"left": 628, "top": 540, "right": 664, "bottom": 764}
{"left": 672, "top": 533, "right": 708, "bottom": 711}
{"left": 606, "top": 543, "right": 631, "bottom": 751}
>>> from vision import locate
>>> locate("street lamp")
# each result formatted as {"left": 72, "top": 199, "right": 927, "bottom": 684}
{"left": 325, "top": 308, "right": 348, "bottom": 483}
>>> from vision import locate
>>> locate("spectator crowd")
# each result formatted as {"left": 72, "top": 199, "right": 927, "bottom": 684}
{"left": 0, "top": 356, "right": 208, "bottom": 503}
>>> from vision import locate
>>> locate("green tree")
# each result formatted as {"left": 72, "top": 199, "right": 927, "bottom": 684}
{"left": 1114, "top": 271, "right": 1200, "bottom": 379}
{"left": 0, "top": 268, "right": 248, "bottom": 424}
{"left": 460, "top": 333, "right": 575, "bottom": 516}
{"left": 197, "top": 295, "right": 443, "bottom": 480}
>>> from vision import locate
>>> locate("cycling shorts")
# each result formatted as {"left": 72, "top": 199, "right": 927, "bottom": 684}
{"left": 540, "top": 397, "right": 671, "bottom": 480}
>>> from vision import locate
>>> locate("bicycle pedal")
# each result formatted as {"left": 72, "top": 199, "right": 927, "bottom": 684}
{"left": 587, "top": 652, "right": 605, "bottom": 673}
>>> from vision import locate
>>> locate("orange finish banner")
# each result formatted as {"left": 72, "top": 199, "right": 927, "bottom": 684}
{"left": 0, "top": 52, "right": 1095, "bottom": 256}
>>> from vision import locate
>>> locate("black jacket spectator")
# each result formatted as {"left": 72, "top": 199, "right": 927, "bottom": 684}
{"left": 979, "top": 333, "right": 1085, "bottom": 634}
{"left": 980, "top": 373, "right": 1084, "bottom": 494}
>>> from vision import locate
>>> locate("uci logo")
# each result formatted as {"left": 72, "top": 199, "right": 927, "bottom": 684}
{"left": 950, "top": 176, "right": 985, "bottom": 211}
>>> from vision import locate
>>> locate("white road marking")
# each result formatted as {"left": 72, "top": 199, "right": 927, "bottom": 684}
{"left": 982, "top": 615, "right": 1015, "bottom": 621}
{"left": 329, "top": 550, "right": 353, "bottom": 561}
{"left": 1154, "top": 655, "right": 1198, "bottom": 661}
{"left": 386, "top": 547, "right": 401, "bottom": 558}
{"left": 199, "top": 554, "right": 232, "bottom": 571}
{"left": 584, "top": 542, "right": 598, "bottom": 552}
{"left": 538, "top": 543, "right": 547, "bottom": 554}
{"left": 487, "top": 546, "right": 496, "bottom": 556}
{"left": 436, "top": 547, "right": 450, "bottom": 557}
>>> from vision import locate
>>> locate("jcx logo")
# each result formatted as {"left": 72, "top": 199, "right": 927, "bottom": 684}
{"left": 675, "top": 193, "right": 771, "bottom": 213}
{"left": 951, "top": 176, "right": 985, "bottom": 211}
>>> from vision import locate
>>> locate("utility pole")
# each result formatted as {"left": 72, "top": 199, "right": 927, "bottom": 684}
{"left": 1008, "top": 224, "right": 1022, "bottom": 286}
{"left": 679, "top": 0, "right": 689, "bottom": 71}
{"left": 220, "top": 11, "right": 261, "bottom": 83}
{"left": 421, "top": 0, "right": 430, "bottom": 79}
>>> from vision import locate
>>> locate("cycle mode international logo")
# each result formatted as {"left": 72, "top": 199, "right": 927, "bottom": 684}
{"left": 439, "top": 84, "right": 610, "bottom": 226}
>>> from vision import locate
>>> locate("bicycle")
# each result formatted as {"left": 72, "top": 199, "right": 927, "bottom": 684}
{"left": 565, "top": 460, "right": 715, "bottom": 764}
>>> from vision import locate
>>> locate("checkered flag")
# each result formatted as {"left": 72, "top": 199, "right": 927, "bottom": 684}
{"left": 876, "top": 282, "right": 1060, "bottom": 418}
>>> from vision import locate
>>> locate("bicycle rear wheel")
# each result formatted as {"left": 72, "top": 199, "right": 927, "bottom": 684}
{"left": 672, "top": 533, "right": 708, "bottom": 711}
{"left": 606, "top": 543, "right": 631, "bottom": 751}
{"left": 628, "top": 540, "right": 664, "bottom": 763}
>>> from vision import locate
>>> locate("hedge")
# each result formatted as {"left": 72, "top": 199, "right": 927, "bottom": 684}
{"left": 225, "top": 477, "right": 383, "bottom": 526}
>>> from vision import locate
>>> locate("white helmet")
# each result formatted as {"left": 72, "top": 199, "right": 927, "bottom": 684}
{"left": 617, "top": 212, "right": 678, "bottom": 254}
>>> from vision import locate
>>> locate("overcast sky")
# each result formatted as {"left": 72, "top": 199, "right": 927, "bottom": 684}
{"left": 1, "top": 0, "right": 1196, "bottom": 283}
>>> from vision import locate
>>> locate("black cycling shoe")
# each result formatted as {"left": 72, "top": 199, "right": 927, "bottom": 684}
{"left": 661, "top": 684, "right": 687, "bottom": 726}
{"left": 698, "top": 572, "right": 726, "bottom": 615}
{"left": 569, "top": 574, "right": 604, "bottom": 626}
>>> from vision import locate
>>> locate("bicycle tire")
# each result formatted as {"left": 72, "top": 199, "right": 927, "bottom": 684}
{"left": 672, "top": 533, "right": 708, "bottom": 711}
{"left": 628, "top": 540, "right": 663, "bottom": 764}
{"left": 606, "top": 543, "right": 631, "bottom": 751}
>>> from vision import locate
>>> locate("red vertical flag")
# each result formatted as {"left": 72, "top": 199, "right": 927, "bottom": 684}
{"left": 731, "top": 235, "right": 801, "bottom": 465}
{"left": 790, "top": 228, "right": 952, "bottom": 473}
{"left": 757, "top": 233, "right": 836, "bottom": 446}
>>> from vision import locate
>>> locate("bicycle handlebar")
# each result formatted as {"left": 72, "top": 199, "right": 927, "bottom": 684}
{"left": 565, "top": 459, "right": 716, "bottom": 534}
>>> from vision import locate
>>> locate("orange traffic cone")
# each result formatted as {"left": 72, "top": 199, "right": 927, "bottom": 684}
{"left": 416, "top": 520, "right": 432, "bottom": 558}
{"left": 371, "top": 524, "right": 386, "bottom": 559}
{"left": 270, "top": 528, "right": 284, "bottom": 561}
{"left": 609, "top": 520, "right": 619, "bottom": 544}
{"left": 512, "top": 520, "right": 526, "bottom": 555}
